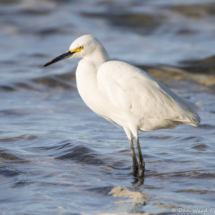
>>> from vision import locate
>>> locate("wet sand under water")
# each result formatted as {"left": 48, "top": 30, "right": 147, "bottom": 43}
{"left": 1, "top": 0, "right": 215, "bottom": 214}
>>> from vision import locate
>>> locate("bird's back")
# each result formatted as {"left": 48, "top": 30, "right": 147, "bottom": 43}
{"left": 97, "top": 61, "right": 200, "bottom": 131}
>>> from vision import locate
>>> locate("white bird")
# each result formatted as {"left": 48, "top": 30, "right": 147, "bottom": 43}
{"left": 44, "top": 35, "right": 200, "bottom": 177}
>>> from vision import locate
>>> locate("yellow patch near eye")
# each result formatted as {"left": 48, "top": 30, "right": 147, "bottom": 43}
{"left": 70, "top": 46, "right": 83, "bottom": 53}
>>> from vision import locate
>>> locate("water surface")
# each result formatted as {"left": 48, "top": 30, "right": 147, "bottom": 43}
{"left": 1, "top": 0, "right": 215, "bottom": 214}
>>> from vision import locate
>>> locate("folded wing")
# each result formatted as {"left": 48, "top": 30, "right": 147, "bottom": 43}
{"left": 97, "top": 61, "right": 200, "bottom": 125}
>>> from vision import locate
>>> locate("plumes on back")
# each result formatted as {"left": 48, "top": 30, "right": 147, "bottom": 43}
{"left": 98, "top": 61, "right": 200, "bottom": 131}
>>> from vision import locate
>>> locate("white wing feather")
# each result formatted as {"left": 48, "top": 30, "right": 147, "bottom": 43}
{"left": 97, "top": 61, "right": 200, "bottom": 125}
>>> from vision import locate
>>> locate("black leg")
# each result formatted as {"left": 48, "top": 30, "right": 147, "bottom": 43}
{"left": 129, "top": 139, "right": 138, "bottom": 176}
{"left": 134, "top": 137, "right": 145, "bottom": 177}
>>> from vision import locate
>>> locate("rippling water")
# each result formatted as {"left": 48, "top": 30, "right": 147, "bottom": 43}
{"left": 1, "top": 0, "right": 215, "bottom": 214}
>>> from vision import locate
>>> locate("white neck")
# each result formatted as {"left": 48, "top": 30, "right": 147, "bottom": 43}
{"left": 83, "top": 45, "right": 109, "bottom": 70}
{"left": 76, "top": 44, "right": 109, "bottom": 118}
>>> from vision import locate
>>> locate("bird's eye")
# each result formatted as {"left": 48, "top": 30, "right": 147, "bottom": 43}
{"left": 76, "top": 46, "right": 83, "bottom": 52}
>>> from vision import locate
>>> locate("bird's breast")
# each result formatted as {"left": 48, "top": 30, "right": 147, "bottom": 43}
{"left": 76, "top": 61, "right": 105, "bottom": 117}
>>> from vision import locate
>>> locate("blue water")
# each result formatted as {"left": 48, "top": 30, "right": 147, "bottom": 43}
{"left": 1, "top": 0, "right": 215, "bottom": 214}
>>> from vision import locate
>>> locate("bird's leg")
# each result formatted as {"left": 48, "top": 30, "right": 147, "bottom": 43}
{"left": 134, "top": 137, "right": 145, "bottom": 177}
{"left": 129, "top": 138, "right": 138, "bottom": 176}
{"left": 123, "top": 128, "right": 138, "bottom": 176}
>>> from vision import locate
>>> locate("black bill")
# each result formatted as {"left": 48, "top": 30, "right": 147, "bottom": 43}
{"left": 44, "top": 51, "right": 75, "bottom": 67}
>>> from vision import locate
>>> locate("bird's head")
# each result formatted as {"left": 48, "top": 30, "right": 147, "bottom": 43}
{"left": 44, "top": 35, "right": 98, "bottom": 67}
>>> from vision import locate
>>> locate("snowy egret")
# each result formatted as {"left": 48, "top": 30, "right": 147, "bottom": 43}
{"left": 44, "top": 35, "right": 200, "bottom": 177}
